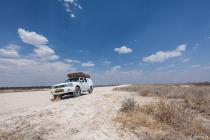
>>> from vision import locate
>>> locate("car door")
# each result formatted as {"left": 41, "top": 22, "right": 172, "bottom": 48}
{"left": 84, "top": 78, "right": 89, "bottom": 90}
{"left": 79, "top": 77, "right": 86, "bottom": 92}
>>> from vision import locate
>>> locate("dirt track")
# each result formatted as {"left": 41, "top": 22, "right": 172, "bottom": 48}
{"left": 0, "top": 85, "right": 159, "bottom": 139}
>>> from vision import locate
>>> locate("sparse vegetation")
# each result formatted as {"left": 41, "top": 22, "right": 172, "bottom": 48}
{"left": 120, "top": 97, "right": 137, "bottom": 112}
{"left": 140, "top": 90, "right": 149, "bottom": 96}
{"left": 103, "top": 94, "right": 113, "bottom": 98}
{"left": 115, "top": 84, "right": 210, "bottom": 139}
{"left": 114, "top": 84, "right": 210, "bottom": 114}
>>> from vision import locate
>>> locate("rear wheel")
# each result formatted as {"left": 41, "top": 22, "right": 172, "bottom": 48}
{"left": 89, "top": 86, "right": 93, "bottom": 94}
{"left": 73, "top": 87, "right": 81, "bottom": 97}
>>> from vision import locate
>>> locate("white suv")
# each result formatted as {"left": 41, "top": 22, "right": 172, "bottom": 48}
{"left": 51, "top": 77, "right": 93, "bottom": 100}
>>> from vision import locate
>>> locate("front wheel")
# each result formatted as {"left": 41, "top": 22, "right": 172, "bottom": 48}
{"left": 73, "top": 87, "right": 81, "bottom": 97}
{"left": 89, "top": 87, "right": 93, "bottom": 94}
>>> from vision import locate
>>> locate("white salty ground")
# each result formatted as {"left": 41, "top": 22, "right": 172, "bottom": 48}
{"left": 0, "top": 85, "right": 159, "bottom": 140}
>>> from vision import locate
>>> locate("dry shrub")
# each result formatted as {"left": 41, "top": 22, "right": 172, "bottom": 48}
{"left": 117, "top": 98, "right": 158, "bottom": 130}
{"left": 140, "top": 90, "right": 149, "bottom": 96}
{"left": 185, "top": 93, "right": 210, "bottom": 114}
{"left": 115, "top": 84, "right": 210, "bottom": 115}
{"left": 116, "top": 111, "right": 157, "bottom": 130}
{"left": 117, "top": 98, "right": 210, "bottom": 138}
{"left": 0, "top": 132, "right": 25, "bottom": 140}
{"left": 138, "top": 103, "right": 156, "bottom": 115}
{"left": 120, "top": 97, "right": 137, "bottom": 112}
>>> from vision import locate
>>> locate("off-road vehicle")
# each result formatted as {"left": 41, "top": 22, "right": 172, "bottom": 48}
{"left": 51, "top": 73, "right": 93, "bottom": 100}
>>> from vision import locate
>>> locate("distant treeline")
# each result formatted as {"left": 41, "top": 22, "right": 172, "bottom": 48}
{"left": 186, "top": 82, "right": 210, "bottom": 86}
{"left": 0, "top": 84, "right": 121, "bottom": 90}
{"left": 0, "top": 86, "right": 51, "bottom": 90}
{"left": 0, "top": 82, "right": 209, "bottom": 90}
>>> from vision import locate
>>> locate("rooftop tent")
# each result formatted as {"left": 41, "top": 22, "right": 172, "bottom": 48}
{"left": 67, "top": 72, "right": 90, "bottom": 79}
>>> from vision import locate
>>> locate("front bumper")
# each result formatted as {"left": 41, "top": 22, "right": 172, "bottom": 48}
{"left": 51, "top": 87, "right": 75, "bottom": 95}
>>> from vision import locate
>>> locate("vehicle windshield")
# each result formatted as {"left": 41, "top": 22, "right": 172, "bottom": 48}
{"left": 65, "top": 78, "right": 79, "bottom": 83}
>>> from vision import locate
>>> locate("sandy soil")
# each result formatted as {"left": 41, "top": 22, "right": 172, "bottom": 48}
{"left": 0, "top": 85, "right": 159, "bottom": 140}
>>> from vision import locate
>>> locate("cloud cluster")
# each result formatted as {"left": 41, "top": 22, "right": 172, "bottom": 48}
{"left": 82, "top": 61, "right": 95, "bottom": 67}
{"left": 143, "top": 44, "right": 187, "bottom": 63}
{"left": 0, "top": 44, "right": 21, "bottom": 57}
{"left": 189, "top": 64, "right": 200, "bottom": 68}
{"left": 62, "top": 0, "right": 82, "bottom": 18}
{"left": 18, "top": 28, "right": 59, "bottom": 60}
{"left": 114, "top": 46, "right": 132, "bottom": 54}
{"left": 65, "top": 59, "right": 80, "bottom": 63}
{"left": 0, "top": 28, "right": 76, "bottom": 86}
{"left": 101, "top": 61, "right": 112, "bottom": 65}
{"left": 182, "top": 59, "right": 190, "bottom": 62}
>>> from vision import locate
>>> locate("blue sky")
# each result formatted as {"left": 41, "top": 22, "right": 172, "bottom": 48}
{"left": 0, "top": 0, "right": 210, "bottom": 86}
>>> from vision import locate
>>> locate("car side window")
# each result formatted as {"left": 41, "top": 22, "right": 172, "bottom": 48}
{"left": 84, "top": 79, "right": 87, "bottom": 82}
{"left": 79, "top": 78, "right": 84, "bottom": 82}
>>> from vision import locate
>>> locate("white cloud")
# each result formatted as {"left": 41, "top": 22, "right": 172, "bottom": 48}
{"left": 34, "top": 45, "right": 54, "bottom": 56}
{"left": 71, "top": 13, "right": 75, "bottom": 18}
{"left": 204, "top": 66, "right": 210, "bottom": 69}
{"left": 114, "top": 46, "right": 132, "bottom": 54}
{"left": 139, "top": 63, "right": 148, "bottom": 66}
{"left": 49, "top": 55, "right": 60, "bottom": 60}
{"left": 176, "top": 44, "right": 186, "bottom": 51}
{"left": 78, "top": 5, "right": 82, "bottom": 9}
{"left": 61, "top": 0, "right": 82, "bottom": 17}
{"left": 193, "top": 44, "right": 199, "bottom": 50}
{"left": 204, "top": 36, "right": 210, "bottom": 40}
{"left": 76, "top": 50, "right": 88, "bottom": 53}
{"left": 155, "top": 67, "right": 162, "bottom": 71}
{"left": 0, "top": 57, "right": 76, "bottom": 86}
{"left": 143, "top": 51, "right": 181, "bottom": 63}
{"left": 64, "top": 0, "right": 74, "bottom": 3}
{"left": 105, "top": 65, "right": 121, "bottom": 75}
{"left": 169, "top": 65, "right": 174, "bottom": 67}
{"left": 0, "top": 44, "right": 21, "bottom": 57}
{"left": 64, "top": 3, "right": 71, "bottom": 12}
{"left": 167, "top": 70, "right": 177, "bottom": 73}
{"left": 18, "top": 28, "right": 59, "bottom": 60}
{"left": 123, "top": 62, "right": 133, "bottom": 65}
{"left": 143, "top": 44, "right": 187, "bottom": 63}
{"left": 189, "top": 65, "right": 200, "bottom": 68}
{"left": 111, "top": 65, "right": 121, "bottom": 73}
{"left": 18, "top": 28, "right": 48, "bottom": 46}
{"left": 101, "top": 61, "right": 112, "bottom": 65}
{"left": 65, "top": 59, "right": 80, "bottom": 63}
{"left": 182, "top": 59, "right": 190, "bottom": 62}
{"left": 82, "top": 61, "right": 95, "bottom": 67}
{"left": 32, "top": 45, "right": 59, "bottom": 60}
{"left": 155, "top": 65, "right": 174, "bottom": 71}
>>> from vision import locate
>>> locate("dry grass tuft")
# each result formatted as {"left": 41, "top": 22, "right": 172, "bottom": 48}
{"left": 116, "top": 98, "right": 158, "bottom": 131}
{"left": 103, "top": 94, "right": 113, "bottom": 98}
{"left": 53, "top": 95, "right": 61, "bottom": 101}
{"left": 120, "top": 97, "right": 137, "bottom": 112}
{"left": 0, "top": 132, "right": 26, "bottom": 140}
{"left": 116, "top": 97, "right": 210, "bottom": 139}
{"left": 114, "top": 84, "right": 210, "bottom": 114}
{"left": 140, "top": 90, "right": 149, "bottom": 96}
{"left": 185, "top": 93, "right": 210, "bottom": 114}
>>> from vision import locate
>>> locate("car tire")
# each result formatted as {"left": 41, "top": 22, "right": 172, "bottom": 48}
{"left": 89, "top": 86, "right": 93, "bottom": 94}
{"left": 73, "top": 87, "right": 81, "bottom": 97}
